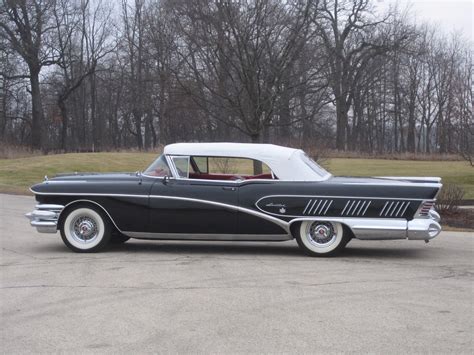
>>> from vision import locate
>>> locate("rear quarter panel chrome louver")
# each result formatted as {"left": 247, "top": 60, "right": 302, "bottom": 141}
{"left": 379, "top": 201, "right": 411, "bottom": 218}
{"left": 302, "top": 199, "right": 333, "bottom": 215}
{"left": 340, "top": 200, "right": 372, "bottom": 216}
{"left": 256, "top": 195, "right": 420, "bottom": 219}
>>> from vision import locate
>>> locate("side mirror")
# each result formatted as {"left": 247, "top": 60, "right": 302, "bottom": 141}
{"left": 135, "top": 171, "right": 142, "bottom": 185}
{"left": 163, "top": 175, "right": 173, "bottom": 184}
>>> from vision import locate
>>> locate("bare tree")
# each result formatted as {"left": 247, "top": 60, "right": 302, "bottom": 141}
{"left": 0, "top": 0, "right": 59, "bottom": 149}
{"left": 312, "top": 0, "right": 409, "bottom": 150}
{"left": 0, "top": 0, "right": 471, "bottom": 157}
{"left": 173, "top": 0, "right": 313, "bottom": 144}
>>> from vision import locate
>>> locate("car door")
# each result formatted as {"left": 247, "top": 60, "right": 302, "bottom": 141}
{"left": 147, "top": 156, "right": 238, "bottom": 235}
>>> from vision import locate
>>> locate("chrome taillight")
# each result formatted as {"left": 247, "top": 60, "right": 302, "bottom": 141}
{"left": 418, "top": 201, "right": 435, "bottom": 217}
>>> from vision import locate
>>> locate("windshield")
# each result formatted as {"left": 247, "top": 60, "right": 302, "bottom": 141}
{"left": 299, "top": 151, "right": 331, "bottom": 178}
{"left": 144, "top": 155, "right": 171, "bottom": 177}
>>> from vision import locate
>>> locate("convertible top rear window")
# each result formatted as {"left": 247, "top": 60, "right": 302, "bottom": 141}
{"left": 299, "top": 152, "right": 330, "bottom": 178}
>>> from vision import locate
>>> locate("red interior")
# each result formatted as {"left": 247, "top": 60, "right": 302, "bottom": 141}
{"left": 189, "top": 172, "right": 273, "bottom": 181}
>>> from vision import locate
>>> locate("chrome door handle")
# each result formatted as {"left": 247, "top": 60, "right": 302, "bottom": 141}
{"left": 222, "top": 187, "right": 236, "bottom": 191}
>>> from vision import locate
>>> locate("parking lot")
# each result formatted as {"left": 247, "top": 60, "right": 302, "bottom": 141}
{"left": 1, "top": 193, "right": 473, "bottom": 353}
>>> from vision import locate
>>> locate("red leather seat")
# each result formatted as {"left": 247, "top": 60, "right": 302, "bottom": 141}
{"left": 189, "top": 172, "right": 273, "bottom": 180}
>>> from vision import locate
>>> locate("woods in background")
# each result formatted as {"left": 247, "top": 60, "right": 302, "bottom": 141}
{"left": 1, "top": 0, "right": 472, "bottom": 156}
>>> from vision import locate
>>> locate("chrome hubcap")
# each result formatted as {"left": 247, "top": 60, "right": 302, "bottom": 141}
{"left": 71, "top": 216, "right": 99, "bottom": 243}
{"left": 307, "top": 222, "right": 337, "bottom": 247}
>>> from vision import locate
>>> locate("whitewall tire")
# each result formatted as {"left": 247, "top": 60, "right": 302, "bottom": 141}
{"left": 295, "top": 221, "right": 349, "bottom": 257}
{"left": 60, "top": 206, "right": 112, "bottom": 253}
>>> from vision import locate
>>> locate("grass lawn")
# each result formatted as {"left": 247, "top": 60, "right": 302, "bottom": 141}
{"left": 0, "top": 152, "right": 473, "bottom": 199}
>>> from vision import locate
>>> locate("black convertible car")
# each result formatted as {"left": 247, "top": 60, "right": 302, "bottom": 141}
{"left": 26, "top": 143, "right": 442, "bottom": 256}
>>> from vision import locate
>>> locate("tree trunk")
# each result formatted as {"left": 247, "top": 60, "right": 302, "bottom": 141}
{"left": 279, "top": 75, "right": 291, "bottom": 142}
{"left": 59, "top": 98, "right": 68, "bottom": 150}
{"left": 134, "top": 110, "right": 143, "bottom": 149}
{"left": 335, "top": 99, "right": 347, "bottom": 150}
{"left": 407, "top": 87, "right": 417, "bottom": 152}
{"left": 407, "top": 112, "right": 416, "bottom": 152}
{"left": 90, "top": 71, "right": 100, "bottom": 151}
{"left": 29, "top": 66, "right": 44, "bottom": 150}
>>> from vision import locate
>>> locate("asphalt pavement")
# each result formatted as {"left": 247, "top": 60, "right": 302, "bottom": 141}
{"left": 1, "top": 194, "right": 473, "bottom": 353}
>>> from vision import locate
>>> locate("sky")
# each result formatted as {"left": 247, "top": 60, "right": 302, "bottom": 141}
{"left": 375, "top": 0, "right": 473, "bottom": 42}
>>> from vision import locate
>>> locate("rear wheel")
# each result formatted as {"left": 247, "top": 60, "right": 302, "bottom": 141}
{"left": 60, "top": 206, "right": 112, "bottom": 253}
{"left": 295, "top": 221, "right": 349, "bottom": 257}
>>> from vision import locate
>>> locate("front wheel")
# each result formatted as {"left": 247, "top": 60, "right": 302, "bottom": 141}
{"left": 295, "top": 221, "right": 349, "bottom": 257}
{"left": 60, "top": 206, "right": 112, "bottom": 253}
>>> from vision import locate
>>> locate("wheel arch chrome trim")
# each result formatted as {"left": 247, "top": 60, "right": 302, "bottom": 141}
{"left": 58, "top": 199, "right": 124, "bottom": 234}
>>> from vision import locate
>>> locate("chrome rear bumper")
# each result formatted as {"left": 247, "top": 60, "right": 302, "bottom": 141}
{"left": 349, "top": 213, "right": 441, "bottom": 241}
{"left": 25, "top": 204, "right": 64, "bottom": 233}
{"left": 406, "top": 218, "right": 442, "bottom": 240}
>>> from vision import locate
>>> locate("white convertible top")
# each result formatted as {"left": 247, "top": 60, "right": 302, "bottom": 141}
{"left": 164, "top": 142, "right": 331, "bottom": 181}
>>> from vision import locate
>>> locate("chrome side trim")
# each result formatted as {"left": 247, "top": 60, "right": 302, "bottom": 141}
{"left": 29, "top": 192, "right": 289, "bottom": 233}
{"left": 148, "top": 195, "right": 289, "bottom": 231}
{"left": 377, "top": 176, "right": 442, "bottom": 183}
{"left": 256, "top": 194, "right": 426, "bottom": 202}
{"left": 30, "top": 189, "right": 142, "bottom": 197}
{"left": 346, "top": 220, "right": 407, "bottom": 240}
{"left": 123, "top": 232, "right": 292, "bottom": 241}
{"left": 341, "top": 182, "right": 442, "bottom": 188}
{"left": 35, "top": 204, "right": 66, "bottom": 210}
{"left": 43, "top": 180, "right": 88, "bottom": 184}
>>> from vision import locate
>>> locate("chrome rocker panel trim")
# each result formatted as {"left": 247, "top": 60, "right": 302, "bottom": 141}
{"left": 124, "top": 232, "right": 292, "bottom": 241}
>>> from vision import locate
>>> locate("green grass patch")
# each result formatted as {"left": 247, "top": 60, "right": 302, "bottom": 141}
{"left": 0, "top": 152, "right": 157, "bottom": 195}
{"left": 327, "top": 159, "right": 474, "bottom": 199}
{"left": 0, "top": 153, "right": 472, "bottom": 198}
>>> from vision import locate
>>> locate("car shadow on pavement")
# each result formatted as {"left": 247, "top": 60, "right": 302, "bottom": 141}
{"left": 32, "top": 240, "right": 432, "bottom": 259}
{"left": 98, "top": 240, "right": 431, "bottom": 259}
{"left": 341, "top": 246, "right": 430, "bottom": 259}
{"left": 106, "top": 241, "right": 304, "bottom": 257}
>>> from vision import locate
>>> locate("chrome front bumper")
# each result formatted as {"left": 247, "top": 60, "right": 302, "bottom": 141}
{"left": 25, "top": 204, "right": 64, "bottom": 233}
